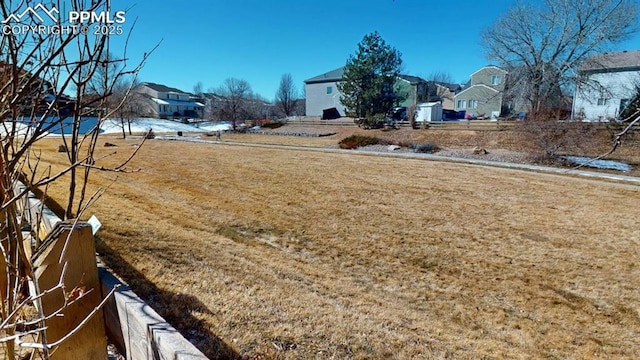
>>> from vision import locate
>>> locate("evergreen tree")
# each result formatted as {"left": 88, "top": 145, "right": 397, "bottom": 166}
{"left": 338, "top": 31, "right": 403, "bottom": 120}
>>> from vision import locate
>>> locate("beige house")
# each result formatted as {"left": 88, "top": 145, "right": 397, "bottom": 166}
{"left": 454, "top": 66, "right": 507, "bottom": 118}
{"left": 430, "top": 82, "right": 461, "bottom": 110}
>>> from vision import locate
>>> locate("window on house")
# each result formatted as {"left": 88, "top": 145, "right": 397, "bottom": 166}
{"left": 326, "top": 86, "right": 333, "bottom": 94}
{"left": 597, "top": 98, "right": 609, "bottom": 106}
{"left": 491, "top": 75, "right": 502, "bottom": 85}
{"left": 457, "top": 100, "right": 466, "bottom": 109}
{"left": 468, "top": 100, "right": 478, "bottom": 109}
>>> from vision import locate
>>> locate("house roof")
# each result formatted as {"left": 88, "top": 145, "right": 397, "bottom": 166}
{"left": 434, "top": 81, "right": 462, "bottom": 92}
{"left": 306, "top": 68, "right": 432, "bottom": 86}
{"left": 151, "top": 98, "right": 204, "bottom": 107}
{"left": 141, "top": 82, "right": 190, "bottom": 94}
{"left": 580, "top": 50, "right": 640, "bottom": 73}
{"left": 454, "top": 83, "right": 499, "bottom": 98}
{"left": 470, "top": 65, "right": 507, "bottom": 78}
{"left": 397, "top": 74, "right": 428, "bottom": 85}
{"left": 304, "top": 67, "right": 345, "bottom": 84}
{"left": 202, "top": 93, "right": 227, "bottom": 101}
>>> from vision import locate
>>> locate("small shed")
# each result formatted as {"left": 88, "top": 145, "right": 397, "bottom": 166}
{"left": 415, "top": 102, "right": 443, "bottom": 122}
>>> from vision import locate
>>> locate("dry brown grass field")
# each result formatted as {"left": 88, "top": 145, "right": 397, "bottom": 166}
{"left": 33, "top": 126, "right": 640, "bottom": 359}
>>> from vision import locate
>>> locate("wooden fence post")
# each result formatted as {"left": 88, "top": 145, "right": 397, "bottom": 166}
{"left": 31, "top": 221, "right": 107, "bottom": 359}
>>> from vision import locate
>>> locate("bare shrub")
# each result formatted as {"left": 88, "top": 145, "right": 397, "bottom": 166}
{"left": 338, "top": 135, "right": 381, "bottom": 149}
{"left": 517, "top": 116, "right": 599, "bottom": 161}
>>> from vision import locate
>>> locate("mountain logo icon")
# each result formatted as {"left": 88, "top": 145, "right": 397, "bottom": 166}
{"left": 2, "top": 3, "right": 59, "bottom": 24}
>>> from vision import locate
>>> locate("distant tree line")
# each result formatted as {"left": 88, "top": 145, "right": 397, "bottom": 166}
{"left": 93, "top": 72, "right": 306, "bottom": 135}
{"left": 192, "top": 74, "right": 305, "bottom": 130}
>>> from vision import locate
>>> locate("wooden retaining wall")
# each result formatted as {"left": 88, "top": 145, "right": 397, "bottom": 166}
{"left": 99, "top": 266, "right": 207, "bottom": 360}
{"left": 15, "top": 182, "right": 207, "bottom": 360}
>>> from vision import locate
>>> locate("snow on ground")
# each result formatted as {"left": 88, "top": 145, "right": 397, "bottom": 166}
{"left": 100, "top": 118, "right": 231, "bottom": 134}
{"left": 0, "top": 122, "right": 34, "bottom": 137}
{"left": 196, "top": 121, "right": 233, "bottom": 132}
{"left": 561, "top": 155, "right": 632, "bottom": 172}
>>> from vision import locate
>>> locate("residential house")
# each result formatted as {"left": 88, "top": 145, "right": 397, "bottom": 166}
{"left": 396, "top": 75, "right": 429, "bottom": 109}
{"left": 429, "top": 82, "right": 462, "bottom": 110}
{"left": 199, "top": 93, "right": 226, "bottom": 120}
{"left": 304, "top": 67, "right": 346, "bottom": 117}
{"left": 572, "top": 50, "right": 640, "bottom": 121}
{"left": 133, "top": 82, "right": 204, "bottom": 119}
{"left": 0, "top": 61, "right": 70, "bottom": 115}
{"left": 396, "top": 75, "right": 462, "bottom": 112}
{"left": 454, "top": 65, "right": 507, "bottom": 118}
{"left": 305, "top": 68, "right": 452, "bottom": 117}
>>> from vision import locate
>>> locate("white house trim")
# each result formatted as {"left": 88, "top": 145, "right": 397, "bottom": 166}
{"left": 470, "top": 65, "right": 507, "bottom": 78}
{"left": 455, "top": 83, "right": 499, "bottom": 97}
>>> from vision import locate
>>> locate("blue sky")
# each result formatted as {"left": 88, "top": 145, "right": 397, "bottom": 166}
{"left": 110, "top": 0, "right": 640, "bottom": 101}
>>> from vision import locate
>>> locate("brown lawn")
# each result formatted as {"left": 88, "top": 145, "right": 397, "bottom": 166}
{"left": 33, "top": 127, "right": 640, "bottom": 359}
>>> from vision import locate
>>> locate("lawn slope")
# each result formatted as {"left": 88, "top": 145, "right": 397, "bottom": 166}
{"left": 35, "top": 137, "right": 640, "bottom": 359}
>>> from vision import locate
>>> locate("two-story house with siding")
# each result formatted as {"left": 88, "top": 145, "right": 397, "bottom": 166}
{"left": 396, "top": 76, "right": 462, "bottom": 111}
{"left": 427, "top": 82, "right": 462, "bottom": 110}
{"left": 454, "top": 66, "right": 507, "bottom": 119}
{"left": 396, "top": 75, "right": 429, "bottom": 109}
{"left": 134, "top": 82, "right": 204, "bottom": 119}
{"left": 305, "top": 68, "right": 455, "bottom": 117}
{"left": 572, "top": 50, "right": 640, "bottom": 121}
{"left": 304, "top": 67, "right": 346, "bottom": 118}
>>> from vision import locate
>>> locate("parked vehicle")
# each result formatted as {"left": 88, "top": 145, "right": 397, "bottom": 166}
{"left": 392, "top": 107, "right": 407, "bottom": 121}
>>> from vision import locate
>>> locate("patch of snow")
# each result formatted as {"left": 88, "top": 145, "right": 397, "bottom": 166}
{"left": 194, "top": 121, "right": 232, "bottom": 132}
{"left": 561, "top": 156, "right": 632, "bottom": 172}
{"left": 2, "top": 117, "right": 232, "bottom": 137}
{"left": 0, "top": 122, "right": 37, "bottom": 137}
{"left": 101, "top": 118, "right": 203, "bottom": 134}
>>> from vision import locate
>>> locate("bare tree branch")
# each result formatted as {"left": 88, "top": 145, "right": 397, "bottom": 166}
{"left": 275, "top": 73, "right": 298, "bottom": 117}
{"left": 482, "top": 0, "right": 638, "bottom": 117}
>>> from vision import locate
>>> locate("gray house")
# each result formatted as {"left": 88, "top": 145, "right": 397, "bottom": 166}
{"left": 454, "top": 66, "right": 507, "bottom": 118}
{"left": 305, "top": 68, "right": 454, "bottom": 117}
{"left": 304, "top": 67, "right": 346, "bottom": 117}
